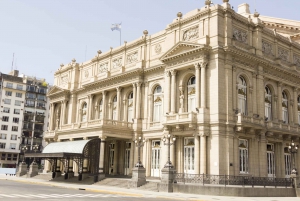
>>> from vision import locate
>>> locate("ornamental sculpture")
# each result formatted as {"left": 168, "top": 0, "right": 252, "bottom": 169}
{"left": 127, "top": 52, "right": 138, "bottom": 64}
{"left": 84, "top": 70, "right": 89, "bottom": 78}
{"left": 278, "top": 48, "right": 289, "bottom": 61}
{"left": 294, "top": 55, "right": 300, "bottom": 67}
{"left": 61, "top": 75, "right": 68, "bottom": 84}
{"left": 183, "top": 26, "right": 199, "bottom": 41}
{"left": 262, "top": 40, "right": 273, "bottom": 55}
{"left": 112, "top": 57, "right": 122, "bottom": 69}
{"left": 233, "top": 28, "right": 247, "bottom": 44}
{"left": 98, "top": 62, "right": 108, "bottom": 73}
{"left": 155, "top": 44, "right": 162, "bottom": 54}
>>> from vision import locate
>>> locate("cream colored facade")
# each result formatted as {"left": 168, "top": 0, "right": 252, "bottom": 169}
{"left": 45, "top": 1, "right": 300, "bottom": 178}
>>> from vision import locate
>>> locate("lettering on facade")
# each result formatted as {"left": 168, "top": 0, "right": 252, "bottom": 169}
{"left": 183, "top": 26, "right": 199, "bottom": 41}
{"left": 127, "top": 52, "right": 138, "bottom": 64}
{"left": 294, "top": 55, "right": 300, "bottom": 67}
{"left": 278, "top": 47, "right": 289, "bottom": 61}
{"left": 155, "top": 44, "right": 162, "bottom": 54}
{"left": 112, "top": 57, "right": 122, "bottom": 69}
{"left": 262, "top": 40, "right": 273, "bottom": 56}
{"left": 98, "top": 62, "right": 108, "bottom": 73}
{"left": 233, "top": 28, "right": 248, "bottom": 44}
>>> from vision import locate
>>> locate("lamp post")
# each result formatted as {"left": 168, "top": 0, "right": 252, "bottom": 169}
{"left": 162, "top": 134, "right": 176, "bottom": 168}
{"left": 21, "top": 145, "right": 28, "bottom": 164}
{"left": 289, "top": 140, "right": 298, "bottom": 175}
{"left": 32, "top": 144, "right": 39, "bottom": 164}
{"left": 134, "top": 136, "right": 145, "bottom": 167}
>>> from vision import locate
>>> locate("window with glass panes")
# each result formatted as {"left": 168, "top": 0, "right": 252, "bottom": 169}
{"left": 15, "top": 100, "right": 22, "bottom": 106}
{"left": 284, "top": 147, "right": 292, "bottom": 177}
{"left": 238, "top": 77, "right": 247, "bottom": 114}
{"left": 153, "top": 86, "right": 162, "bottom": 122}
{"left": 11, "top": 135, "right": 17, "bottom": 140}
{"left": 16, "top": 84, "right": 23, "bottom": 90}
{"left": 2, "top": 116, "right": 9, "bottom": 122}
{"left": 14, "top": 109, "right": 20, "bottom": 114}
{"left": 1, "top": 125, "right": 8, "bottom": 131}
{"left": 0, "top": 134, "right": 7, "bottom": 139}
{"left": 127, "top": 92, "right": 133, "bottom": 122}
{"left": 6, "top": 83, "right": 13, "bottom": 88}
{"left": 0, "top": 143, "right": 6, "bottom": 149}
{"left": 3, "top": 107, "right": 10, "bottom": 113}
{"left": 4, "top": 99, "right": 11, "bottom": 105}
{"left": 239, "top": 139, "right": 248, "bottom": 173}
{"left": 5, "top": 91, "right": 12, "bottom": 96}
{"left": 16, "top": 92, "right": 22, "bottom": 98}
{"left": 267, "top": 144, "right": 275, "bottom": 177}
{"left": 265, "top": 86, "right": 272, "bottom": 121}
{"left": 187, "top": 76, "right": 196, "bottom": 112}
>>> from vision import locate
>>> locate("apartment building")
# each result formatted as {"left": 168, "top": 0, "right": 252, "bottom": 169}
{"left": 0, "top": 71, "right": 26, "bottom": 168}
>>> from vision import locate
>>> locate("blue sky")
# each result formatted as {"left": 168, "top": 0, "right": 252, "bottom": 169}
{"left": 0, "top": 0, "right": 299, "bottom": 84}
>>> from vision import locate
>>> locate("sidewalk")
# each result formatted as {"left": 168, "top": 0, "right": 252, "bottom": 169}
{"left": 0, "top": 174, "right": 299, "bottom": 201}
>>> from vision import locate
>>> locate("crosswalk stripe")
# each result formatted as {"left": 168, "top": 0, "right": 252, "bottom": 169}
{"left": 0, "top": 194, "right": 129, "bottom": 198}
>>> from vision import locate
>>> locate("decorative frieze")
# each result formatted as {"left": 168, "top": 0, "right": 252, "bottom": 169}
{"left": 61, "top": 75, "right": 68, "bottom": 84}
{"left": 233, "top": 28, "right": 247, "bottom": 44}
{"left": 183, "top": 26, "right": 199, "bottom": 41}
{"left": 155, "top": 44, "right": 162, "bottom": 54}
{"left": 112, "top": 57, "right": 122, "bottom": 69}
{"left": 278, "top": 47, "right": 289, "bottom": 61}
{"left": 262, "top": 40, "right": 273, "bottom": 56}
{"left": 84, "top": 70, "right": 89, "bottom": 78}
{"left": 127, "top": 52, "right": 138, "bottom": 64}
{"left": 294, "top": 54, "right": 300, "bottom": 67}
{"left": 98, "top": 63, "right": 108, "bottom": 73}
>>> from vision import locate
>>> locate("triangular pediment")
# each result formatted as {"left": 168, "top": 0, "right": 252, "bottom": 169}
{"left": 47, "top": 86, "right": 68, "bottom": 96}
{"left": 160, "top": 42, "right": 208, "bottom": 62}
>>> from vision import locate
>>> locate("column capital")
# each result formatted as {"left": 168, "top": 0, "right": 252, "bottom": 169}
{"left": 194, "top": 63, "right": 200, "bottom": 70}
{"left": 165, "top": 70, "right": 171, "bottom": 77}
{"left": 278, "top": 82, "right": 283, "bottom": 87}
{"left": 102, "top": 90, "right": 107, "bottom": 96}
{"left": 232, "top": 66, "right": 237, "bottom": 72}
{"left": 199, "top": 60, "right": 208, "bottom": 68}
{"left": 88, "top": 94, "right": 94, "bottom": 99}
{"left": 116, "top": 86, "right": 123, "bottom": 92}
{"left": 136, "top": 82, "right": 142, "bottom": 87}
{"left": 132, "top": 83, "right": 136, "bottom": 87}
{"left": 170, "top": 69, "right": 177, "bottom": 76}
{"left": 293, "top": 87, "right": 299, "bottom": 92}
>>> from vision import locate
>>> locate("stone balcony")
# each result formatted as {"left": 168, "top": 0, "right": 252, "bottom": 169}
{"left": 266, "top": 121, "right": 300, "bottom": 134}
{"left": 164, "top": 112, "right": 197, "bottom": 127}
{"left": 236, "top": 113, "right": 265, "bottom": 131}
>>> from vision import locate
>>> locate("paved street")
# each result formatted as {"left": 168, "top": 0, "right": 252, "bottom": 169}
{"left": 1, "top": 176, "right": 300, "bottom": 201}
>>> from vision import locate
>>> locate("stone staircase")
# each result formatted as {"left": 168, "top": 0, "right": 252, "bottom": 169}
{"left": 138, "top": 181, "right": 159, "bottom": 192}
{"left": 94, "top": 178, "right": 131, "bottom": 188}
{"left": 32, "top": 173, "right": 52, "bottom": 180}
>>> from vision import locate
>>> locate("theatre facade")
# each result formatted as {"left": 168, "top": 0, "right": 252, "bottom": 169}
{"left": 44, "top": 1, "right": 300, "bottom": 179}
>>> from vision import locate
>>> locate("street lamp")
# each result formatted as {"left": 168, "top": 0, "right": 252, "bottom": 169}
{"left": 32, "top": 144, "right": 39, "bottom": 164}
{"left": 21, "top": 145, "right": 28, "bottom": 163}
{"left": 162, "top": 134, "right": 176, "bottom": 168}
{"left": 134, "top": 136, "right": 145, "bottom": 167}
{"left": 288, "top": 140, "right": 298, "bottom": 175}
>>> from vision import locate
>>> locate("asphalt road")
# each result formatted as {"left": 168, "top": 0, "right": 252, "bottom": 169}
{"left": 0, "top": 180, "right": 171, "bottom": 201}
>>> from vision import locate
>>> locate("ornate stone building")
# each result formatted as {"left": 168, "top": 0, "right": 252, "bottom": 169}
{"left": 45, "top": 1, "right": 300, "bottom": 179}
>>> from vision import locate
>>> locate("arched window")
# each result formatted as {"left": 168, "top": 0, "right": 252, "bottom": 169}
{"left": 81, "top": 102, "right": 87, "bottom": 122}
{"left": 153, "top": 85, "right": 162, "bottom": 122}
{"left": 265, "top": 86, "right": 272, "bottom": 121}
{"left": 112, "top": 96, "right": 117, "bottom": 120}
{"left": 127, "top": 92, "right": 134, "bottom": 121}
{"left": 282, "top": 92, "right": 288, "bottom": 124}
{"left": 99, "top": 99, "right": 103, "bottom": 119}
{"left": 298, "top": 96, "right": 300, "bottom": 125}
{"left": 187, "top": 76, "right": 196, "bottom": 112}
{"left": 238, "top": 76, "right": 247, "bottom": 115}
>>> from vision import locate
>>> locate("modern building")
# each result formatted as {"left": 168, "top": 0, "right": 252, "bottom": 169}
{"left": 0, "top": 70, "right": 26, "bottom": 168}
{"left": 44, "top": 1, "right": 300, "bottom": 179}
{"left": 18, "top": 74, "right": 50, "bottom": 167}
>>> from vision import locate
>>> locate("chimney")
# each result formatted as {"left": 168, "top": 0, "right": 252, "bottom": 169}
{"left": 9, "top": 70, "right": 19, "bottom": 77}
{"left": 238, "top": 3, "right": 251, "bottom": 15}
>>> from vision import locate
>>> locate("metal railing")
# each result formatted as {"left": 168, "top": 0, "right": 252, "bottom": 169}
{"left": 174, "top": 173, "right": 293, "bottom": 188}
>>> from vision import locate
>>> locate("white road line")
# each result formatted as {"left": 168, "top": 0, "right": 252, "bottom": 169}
{"left": 27, "top": 194, "right": 48, "bottom": 198}
{"left": 0, "top": 194, "right": 16, "bottom": 197}
{"left": 10, "top": 194, "right": 28, "bottom": 198}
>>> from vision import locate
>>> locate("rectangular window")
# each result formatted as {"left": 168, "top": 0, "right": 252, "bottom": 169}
{"left": 5, "top": 91, "right": 12, "bottom": 96}
{"left": 25, "top": 100, "right": 35, "bottom": 107}
{"left": 0, "top": 142, "right": 6, "bottom": 149}
{"left": 6, "top": 83, "right": 13, "bottom": 88}
{"left": 4, "top": 99, "right": 11, "bottom": 105}
{"left": 37, "top": 94, "right": 46, "bottom": 101}
{"left": 38, "top": 87, "right": 47, "bottom": 94}
{"left": 1, "top": 125, "right": 8, "bottom": 131}
{"left": 26, "top": 85, "right": 35, "bottom": 92}
{"left": 15, "top": 100, "right": 22, "bottom": 106}
{"left": 26, "top": 93, "right": 36, "bottom": 99}
{"left": 12, "top": 117, "right": 19, "bottom": 123}
{"left": 1, "top": 153, "right": 5, "bottom": 160}
{"left": 2, "top": 116, "right": 9, "bottom": 122}
{"left": 0, "top": 133, "right": 7, "bottom": 139}
{"left": 10, "top": 143, "right": 16, "bottom": 150}
{"left": 267, "top": 144, "right": 275, "bottom": 177}
{"left": 3, "top": 107, "right": 10, "bottom": 113}
{"left": 14, "top": 109, "right": 20, "bottom": 114}
{"left": 16, "top": 92, "right": 22, "bottom": 98}
{"left": 7, "top": 154, "right": 11, "bottom": 160}
{"left": 11, "top": 126, "right": 18, "bottom": 132}
{"left": 36, "top": 101, "right": 45, "bottom": 109}
{"left": 11, "top": 134, "right": 17, "bottom": 140}
{"left": 12, "top": 154, "right": 18, "bottom": 161}
{"left": 239, "top": 139, "right": 248, "bottom": 174}
{"left": 16, "top": 84, "right": 23, "bottom": 90}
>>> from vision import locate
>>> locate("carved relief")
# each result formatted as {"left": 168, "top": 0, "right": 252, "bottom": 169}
{"left": 98, "top": 62, "right": 108, "bottom": 73}
{"left": 84, "top": 70, "right": 89, "bottom": 78}
{"left": 294, "top": 54, "right": 300, "bottom": 67}
{"left": 112, "top": 57, "right": 122, "bottom": 69}
{"left": 233, "top": 28, "right": 248, "bottom": 44}
{"left": 278, "top": 47, "right": 289, "bottom": 61}
{"left": 155, "top": 44, "right": 162, "bottom": 54}
{"left": 183, "top": 26, "right": 199, "bottom": 41}
{"left": 262, "top": 40, "right": 273, "bottom": 55}
{"left": 127, "top": 52, "right": 138, "bottom": 64}
{"left": 61, "top": 75, "right": 68, "bottom": 85}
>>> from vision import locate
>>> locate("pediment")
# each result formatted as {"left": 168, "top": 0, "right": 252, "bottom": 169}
{"left": 160, "top": 42, "right": 208, "bottom": 62}
{"left": 47, "top": 86, "right": 69, "bottom": 96}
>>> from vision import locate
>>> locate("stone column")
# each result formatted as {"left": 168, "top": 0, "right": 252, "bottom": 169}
{"left": 277, "top": 82, "right": 282, "bottom": 121}
{"left": 129, "top": 139, "right": 135, "bottom": 174}
{"left": 273, "top": 95, "right": 278, "bottom": 121}
{"left": 200, "top": 60, "right": 208, "bottom": 108}
{"left": 165, "top": 71, "right": 171, "bottom": 113}
{"left": 102, "top": 91, "right": 107, "bottom": 119}
{"left": 200, "top": 134, "right": 207, "bottom": 174}
{"left": 148, "top": 95, "right": 153, "bottom": 123}
{"left": 232, "top": 67, "right": 237, "bottom": 110}
{"left": 132, "top": 83, "right": 137, "bottom": 119}
{"left": 252, "top": 73, "right": 257, "bottom": 115}
{"left": 94, "top": 105, "right": 98, "bottom": 120}
{"left": 256, "top": 69, "right": 265, "bottom": 118}
{"left": 87, "top": 94, "right": 93, "bottom": 121}
{"left": 136, "top": 82, "right": 142, "bottom": 119}
{"left": 60, "top": 101, "right": 65, "bottom": 127}
{"left": 194, "top": 135, "right": 200, "bottom": 174}
{"left": 116, "top": 87, "right": 122, "bottom": 121}
{"left": 293, "top": 88, "right": 298, "bottom": 125}
{"left": 176, "top": 137, "right": 183, "bottom": 173}
{"left": 146, "top": 140, "right": 151, "bottom": 177}
{"left": 170, "top": 70, "right": 177, "bottom": 114}
{"left": 113, "top": 141, "right": 118, "bottom": 175}
{"left": 76, "top": 100, "right": 81, "bottom": 123}
{"left": 49, "top": 103, "right": 54, "bottom": 130}
{"left": 259, "top": 131, "right": 268, "bottom": 177}
{"left": 123, "top": 99, "right": 127, "bottom": 121}
{"left": 143, "top": 82, "right": 149, "bottom": 122}
{"left": 195, "top": 63, "right": 201, "bottom": 109}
